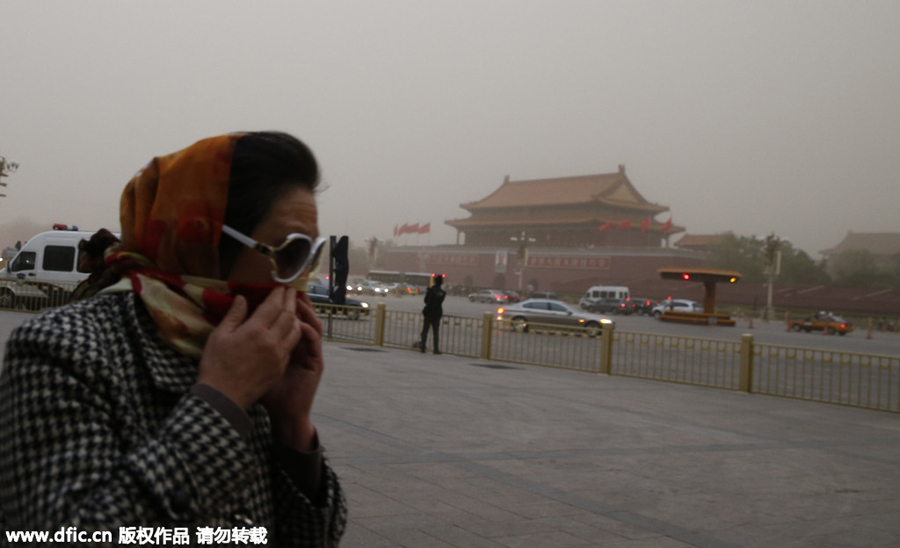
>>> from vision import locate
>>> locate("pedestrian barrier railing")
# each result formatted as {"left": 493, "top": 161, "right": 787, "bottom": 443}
{"left": 490, "top": 318, "right": 605, "bottom": 372}
{"left": 315, "top": 303, "right": 376, "bottom": 344}
{"left": 381, "top": 308, "right": 425, "bottom": 351}
{"left": 0, "top": 280, "right": 78, "bottom": 312}
{"left": 752, "top": 343, "right": 900, "bottom": 412}
{"left": 6, "top": 295, "right": 898, "bottom": 414}
{"left": 381, "top": 308, "right": 484, "bottom": 357}
{"left": 436, "top": 315, "right": 484, "bottom": 357}
{"left": 612, "top": 331, "right": 742, "bottom": 390}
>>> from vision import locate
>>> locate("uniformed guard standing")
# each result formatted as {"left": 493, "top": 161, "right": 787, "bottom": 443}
{"left": 420, "top": 274, "right": 446, "bottom": 354}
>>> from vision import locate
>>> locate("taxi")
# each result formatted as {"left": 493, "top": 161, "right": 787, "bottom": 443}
{"left": 788, "top": 313, "right": 855, "bottom": 335}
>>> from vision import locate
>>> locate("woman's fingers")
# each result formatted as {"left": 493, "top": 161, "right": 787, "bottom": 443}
{"left": 297, "top": 321, "right": 323, "bottom": 370}
{"left": 295, "top": 291, "right": 323, "bottom": 337}
{"left": 199, "top": 287, "right": 313, "bottom": 410}
{"left": 283, "top": 287, "right": 297, "bottom": 314}
{"left": 241, "top": 286, "right": 298, "bottom": 338}
{"left": 268, "top": 288, "right": 301, "bottom": 340}
{"left": 219, "top": 295, "right": 248, "bottom": 332}
{"left": 248, "top": 286, "right": 290, "bottom": 329}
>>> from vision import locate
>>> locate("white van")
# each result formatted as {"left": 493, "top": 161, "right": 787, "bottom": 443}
{"left": 0, "top": 229, "right": 94, "bottom": 310}
{"left": 579, "top": 285, "right": 630, "bottom": 310}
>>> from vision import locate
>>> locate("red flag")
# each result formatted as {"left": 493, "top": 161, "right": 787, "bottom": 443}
{"left": 662, "top": 217, "right": 673, "bottom": 234}
{"left": 409, "top": 222, "right": 420, "bottom": 234}
{"left": 394, "top": 224, "right": 399, "bottom": 237}
{"left": 419, "top": 222, "right": 431, "bottom": 234}
{"left": 616, "top": 219, "right": 631, "bottom": 230}
{"left": 399, "top": 223, "right": 410, "bottom": 235}
{"left": 640, "top": 216, "right": 651, "bottom": 233}
{"left": 598, "top": 222, "right": 613, "bottom": 232}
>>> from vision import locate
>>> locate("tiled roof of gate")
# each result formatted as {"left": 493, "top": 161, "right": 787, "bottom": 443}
{"left": 460, "top": 169, "right": 668, "bottom": 213}
{"left": 446, "top": 215, "right": 684, "bottom": 234}
{"left": 821, "top": 232, "right": 900, "bottom": 256}
{"left": 674, "top": 234, "right": 728, "bottom": 248}
{"left": 447, "top": 215, "right": 603, "bottom": 227}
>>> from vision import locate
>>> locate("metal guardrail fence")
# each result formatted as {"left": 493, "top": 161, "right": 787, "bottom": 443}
{"left": 315, "top": 303, "right": 376, "bottom": 345}
{"left": 380, "top": 308, "right": 484, "bottom": 357}
{"left": 325, "top": 305, "right": 898, "bottom": 413}
{"left": 0, "top": 280, "right": 78, "bottom": 312}
{"left": 5, "top": 293, "right": 898, "bottom": 413}
{"left": 613, "top": 332, "right": 742, "bottom": 390}
{"left": 752, "top": 343, "right": 900, "bottom": 412}
{"left": 490, "top": 319, "right": 605, "bottom": 372}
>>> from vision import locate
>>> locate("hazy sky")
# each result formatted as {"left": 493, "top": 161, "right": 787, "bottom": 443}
{"left": 2, "top": 1, "right": 898, "bottom": 257}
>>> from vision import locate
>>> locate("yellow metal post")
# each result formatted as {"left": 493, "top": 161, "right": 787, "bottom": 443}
{"left": 480, "top": 312, "right": 493, "bottom": 360}
{"left": 374, "top": 303, "right": 386, "bottom": 347}
{"left": 739, "top": 333, "right": 754, "bottom": 392}
{"left": 600, "top": 324, "right": 615, "bottom": 375}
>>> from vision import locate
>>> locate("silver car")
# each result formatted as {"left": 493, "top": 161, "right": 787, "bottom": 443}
{"left": 651, "top": 299, "right": 702, "bottom": 317}
{"left": 496, "top": 299, "right": 614, "bottom": 337}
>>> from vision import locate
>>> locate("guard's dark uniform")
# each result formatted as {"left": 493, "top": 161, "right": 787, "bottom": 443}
{"left": 420, "top": 279, "right": 446, "bottom": 354}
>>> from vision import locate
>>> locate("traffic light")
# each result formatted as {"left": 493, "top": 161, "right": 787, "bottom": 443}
{"left": 330, "top": 236, "right": 349, "bottom": 305}
{"left": 764, "top": 234, "right": 777, "bottom": 265}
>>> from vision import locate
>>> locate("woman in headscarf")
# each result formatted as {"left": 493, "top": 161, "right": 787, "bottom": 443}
{"left": 0, "top": 132, "right": 346, "bottom": 546}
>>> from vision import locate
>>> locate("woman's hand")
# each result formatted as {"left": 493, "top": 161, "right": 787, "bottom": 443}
{"left": 198, "top": 287, "right": 303, "bottom": 410}
{"left": 260, "top": 291, "right": 324, "bottom": 452}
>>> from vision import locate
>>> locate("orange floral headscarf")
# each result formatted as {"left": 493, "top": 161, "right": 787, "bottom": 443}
{"left": 120, "top": 134, "right": 238, "bottom": 277}
{"left": 104, "top": 134, "right": 292, "bottom": 358}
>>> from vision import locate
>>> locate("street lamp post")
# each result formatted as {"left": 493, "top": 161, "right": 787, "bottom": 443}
{"left": 763, "top": 234, "right": 782, "bottom": 322}
{"left": 365, "top": 236, "right": 379, "bottom": 266}
{"left": 509, "top": 231, "right": 536, "bottom": 291}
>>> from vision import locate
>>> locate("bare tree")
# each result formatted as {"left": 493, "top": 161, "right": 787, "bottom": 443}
{"left": 0, "top": 151, "right": 19, "bottom": 198}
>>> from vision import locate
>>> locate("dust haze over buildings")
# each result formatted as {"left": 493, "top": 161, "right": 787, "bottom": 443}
{"left": 1, "top": 1, "right": 898, "bottom": 258}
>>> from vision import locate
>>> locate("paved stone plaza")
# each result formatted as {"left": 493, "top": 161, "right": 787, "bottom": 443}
{"left": 315, "top": 343, "right": 900, "bottom": 548}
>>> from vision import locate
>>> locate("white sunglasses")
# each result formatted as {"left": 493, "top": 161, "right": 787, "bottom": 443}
{"left": 221, "top": 224, "right": 326, "bottom": 283}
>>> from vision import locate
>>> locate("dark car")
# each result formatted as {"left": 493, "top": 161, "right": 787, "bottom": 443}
{"left": 502, "top": 290, "right": 522, "bottom": 303}
{"left": 469, "top": 289, "right": 507, "bottom": 304}
{"left": 308, "top": 284, "right": 370, "bottom": 319}
{"left": 588, "top": 297, "right": 632, "bottom": 315}
{"left": 627, "top": 297, "right": 656, "bottom": 316}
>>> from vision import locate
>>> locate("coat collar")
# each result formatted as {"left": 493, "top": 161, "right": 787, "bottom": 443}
{"left": 127, "top": 293, "right": 200, "bottom": 394}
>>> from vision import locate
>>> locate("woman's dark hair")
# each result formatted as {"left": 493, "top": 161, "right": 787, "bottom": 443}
{"left": 219, "top": 131, "right": 320, "bottom": 277}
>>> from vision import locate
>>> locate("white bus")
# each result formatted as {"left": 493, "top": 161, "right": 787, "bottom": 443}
{"left": 365, "top": 270, "right": 402, "bottom": 284}
{"left": 403, "top": 272, "right": 437, "bottom": 290}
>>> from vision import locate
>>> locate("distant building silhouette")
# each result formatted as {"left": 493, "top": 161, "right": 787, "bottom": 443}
{"left": 821, "top": 231, "right": 900, "bottom": 277}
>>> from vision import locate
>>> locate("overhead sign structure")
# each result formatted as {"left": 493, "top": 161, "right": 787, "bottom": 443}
{"left": 657, "top": 267, "right": 742, "bottom": 326}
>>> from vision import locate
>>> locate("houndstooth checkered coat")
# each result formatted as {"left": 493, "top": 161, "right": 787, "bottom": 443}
{"left": 0, "top": 292, "right": 346, "bottom": 546}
